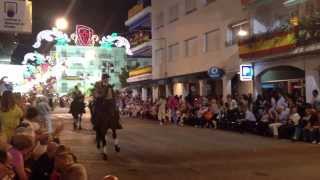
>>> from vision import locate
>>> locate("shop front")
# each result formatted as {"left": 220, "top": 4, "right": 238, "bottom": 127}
{"left": 258, "top": 66, "right": 305, "bottom": 96}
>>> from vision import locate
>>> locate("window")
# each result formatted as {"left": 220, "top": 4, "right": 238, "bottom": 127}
{"left": 168, "top": 43, "right": 179, "bottom": 61}
{"left": 156, "top": 12, "right": 164, "bottom": 29}
{"left": 169, "top": 4, "right": 179, "bottom": 23}
{"left": 185, "top": 37, "right": 198, "bottom": 57}
{"left": 205, "top": 29, "right": 220, "bottom": 52}
{"left": 226, "top": 20, "right": 249, "bottom": 46}
{"left": 185, "top": 0, "right": 196, "bottom": 14}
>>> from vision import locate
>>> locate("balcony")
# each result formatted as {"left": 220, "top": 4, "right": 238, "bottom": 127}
{"left": 127, "top": 66, "right": 152, "bottom": 83}
{"left": 127, "top": 30, "right": 152, "bottom": 58}
{"left": 239, "top": 16, "right": 320, "bottom": 59}
{"left": 125, "top": 6, "right": 151, "bottom": 31}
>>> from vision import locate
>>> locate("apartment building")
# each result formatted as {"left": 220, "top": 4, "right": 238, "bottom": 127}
{"left": 125, "top": 0, "right": 153, "bottom": 100}
{"left": 151, "top": 0, "right": 249, "bottom": 100}
{"left": 240, "top": 0, "right": 320, "bottom": 102}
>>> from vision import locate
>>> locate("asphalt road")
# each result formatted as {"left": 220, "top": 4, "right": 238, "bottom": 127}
{"left": 52, "top": 109, "right": 320, "bottom": 180}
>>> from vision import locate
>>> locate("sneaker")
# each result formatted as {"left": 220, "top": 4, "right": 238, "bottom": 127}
{"left": 312, "top": 141, "right": 317, "bottom": 144}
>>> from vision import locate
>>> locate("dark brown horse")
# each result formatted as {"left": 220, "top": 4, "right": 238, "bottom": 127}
{"left": 92, "top": 97, "right": 122, "bottom": 160}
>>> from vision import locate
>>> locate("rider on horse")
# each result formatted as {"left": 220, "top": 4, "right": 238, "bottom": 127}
{"left": 92, "top": 74, "right": 122, "bottom": 160}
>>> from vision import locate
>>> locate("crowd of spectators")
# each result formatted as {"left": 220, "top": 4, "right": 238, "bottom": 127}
{"left": 120, "top": 89, "right": 320, "bottom": 144}
{"left": 0, "top": 90, "right": 88, "bottom": 180}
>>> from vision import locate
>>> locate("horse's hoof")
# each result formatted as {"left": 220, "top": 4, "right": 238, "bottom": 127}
{"left": 102, "top": 153, "right": 108, "bottom": 160}
{"left": 115, "top": 145, "right": 120, "bottom": 153}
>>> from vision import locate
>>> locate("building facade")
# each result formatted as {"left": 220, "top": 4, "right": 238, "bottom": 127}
{"left": 151, "top": 0, "right": 250, "bottom": 100}
{"left": 239, "top": 0, "right": 320, "bottom": 102}
{"left": 125, "top": 0, "right": 153, "bottom": 101}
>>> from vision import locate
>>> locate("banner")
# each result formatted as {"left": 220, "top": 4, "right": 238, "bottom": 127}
{"left": 239, "top": 31, "right": 296, "bottom": 59}
{"left": 0, "top": 0, "right": 32, "bottom": 33}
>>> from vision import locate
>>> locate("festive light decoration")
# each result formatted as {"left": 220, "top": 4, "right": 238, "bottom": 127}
{"left": 33, "top": 28, "right": 70, "bottom": 48}
{"left": 100, "top": 33, "right": 133, "bottom": 55}
{"left": 71, "top": 25, "right": 99, "bottom": 46}
{"left": 22, "top": 25, "right": 131, "bottom": 94}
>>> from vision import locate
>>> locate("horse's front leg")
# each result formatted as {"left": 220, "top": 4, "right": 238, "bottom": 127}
{"left": 112, "top": 129, "right": 120, "bottom": 153}
{"left": 102, "top": 129, "right": 108, "bottom": 160}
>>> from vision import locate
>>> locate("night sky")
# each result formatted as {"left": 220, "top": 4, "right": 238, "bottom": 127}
{"left": 32, "top": 0, "right": 137, "bottom": 35}
{"left": 11, "top": 0, "right": 137, "bottom": 63}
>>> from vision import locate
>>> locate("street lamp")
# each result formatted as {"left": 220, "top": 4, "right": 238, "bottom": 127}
{"left": 55, "top": 17, "right": 68, "bottom": 30}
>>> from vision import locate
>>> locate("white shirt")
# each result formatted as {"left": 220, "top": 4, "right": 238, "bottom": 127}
{"left": 229, "top": 99, "right": 238, "bottom": 110}
{"left": 276, "top": 96, "right": 288, "bottom": 109}
{"left": 289, "top": 113, "right": 301, "bottom": 126}
{"left": 246, "top": 110, "right": 257, "bottom": 122}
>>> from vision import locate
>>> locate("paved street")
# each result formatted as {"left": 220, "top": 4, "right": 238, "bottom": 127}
{"left": 52, "top": 109, "right": 320, "bottom": 180}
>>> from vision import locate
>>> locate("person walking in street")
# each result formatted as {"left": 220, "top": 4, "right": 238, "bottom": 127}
{"left": 36, "top": 97, "right": 52, "bottom": 134}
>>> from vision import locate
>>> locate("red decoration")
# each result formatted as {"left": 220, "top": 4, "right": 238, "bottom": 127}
{"left": 76, "top": 25, "right": 94, "bottom": 46}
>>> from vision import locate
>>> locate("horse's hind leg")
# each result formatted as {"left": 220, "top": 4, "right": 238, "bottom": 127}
{"left": 96, "top": 130, "right": 101, "bottom": 149}
{"left": 102, "top": 130, "right": 108, "bottom": 160}
{"left": 112, "top": 129, "right": 120, "bottom": 153}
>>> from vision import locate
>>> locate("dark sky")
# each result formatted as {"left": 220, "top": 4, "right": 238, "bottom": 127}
{"left": 32, "top": 0, "right": 137, "bottom": 36}
{"left": 11, "top": 0, "right": 137, "bottom": 63}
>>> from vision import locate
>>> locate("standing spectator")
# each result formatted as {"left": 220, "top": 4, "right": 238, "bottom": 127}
{"left": 312, "top": 89, "right": 320, "bottom": 111}
{"left": 157, "top": 96, "right": 167, "bottom": 126}
{"left": 0, "top": 77, "right": 8, "bottom": 96}
{"left": 0, "top": 91, "right": 24, "bottom": 142}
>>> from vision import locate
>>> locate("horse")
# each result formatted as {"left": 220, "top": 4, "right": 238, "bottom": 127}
{"left": 92, "top": 97, "right": 121, "bottom": 160}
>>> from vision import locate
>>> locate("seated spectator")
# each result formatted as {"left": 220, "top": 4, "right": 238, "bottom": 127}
{"left": 243, "top": 105, "right": 257, "bottom": 133}
{"left": 54, "top": 145, "right": 87, "bottom": 180}
{"left": 311, "top": 111, "right": 320, "bottom": 144}
{"left": 289, "top": 106, "right": 302, "bottom": 141}
{"left": 31, "top": 142, "right": 58, "bottom": 180}
{"left": 300, "top": 105, "right": 316, "bottom": 142}
{"left": 0, "top": 148, "right": 15, "bottom": 179}
{"left": 8, "top": 134, "right": 34, "bottom": 180}
{"left": 203, "top": 105, "right": 216, "bottom": 129}
{"left": 269, "top": 106, "right": 290, "bottom": 138}
{"left": 280, "top": 106, "right": 301, "bottom": 140}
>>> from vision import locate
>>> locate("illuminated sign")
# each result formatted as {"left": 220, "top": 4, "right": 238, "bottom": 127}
{"left": 208, "top": 67, "right": 224, "bottom": 79}
{"left": 240, "top": 64, "right": 254, "bottom": 81}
